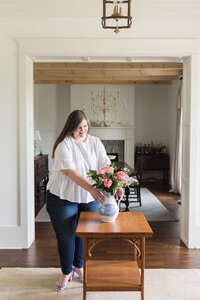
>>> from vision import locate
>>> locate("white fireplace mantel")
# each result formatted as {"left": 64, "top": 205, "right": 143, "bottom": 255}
{"left": 90, "top": 126, "right": 134, "bottom": 167}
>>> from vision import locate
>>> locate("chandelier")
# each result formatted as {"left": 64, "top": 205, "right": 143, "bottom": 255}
{"left": 102, "top": 0, "right": 132, "bottom": 34}
{"left": 90, "top": 86, "right": 127, "bottom": 127}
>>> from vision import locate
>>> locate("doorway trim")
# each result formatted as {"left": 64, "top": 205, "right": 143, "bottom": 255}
{"left": 18, "top": 38, "right": 200, "bottom": 248}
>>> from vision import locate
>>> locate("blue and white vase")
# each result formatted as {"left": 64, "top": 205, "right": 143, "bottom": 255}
{"left": 98, "top": 191, "right": 119, "bottom": 222}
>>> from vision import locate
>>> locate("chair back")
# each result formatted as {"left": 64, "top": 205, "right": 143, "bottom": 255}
{"left": 135, "top": 158, "right": 143, "bottom": 181}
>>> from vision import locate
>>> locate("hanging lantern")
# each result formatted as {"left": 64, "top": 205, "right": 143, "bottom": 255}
{"left": 102, "top": 0, "right": 132, "bottom": 34}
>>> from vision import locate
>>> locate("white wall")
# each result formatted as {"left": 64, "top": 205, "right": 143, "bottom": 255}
{"left": 135, "top": 83, "right": 179, "bottom": 181}
{"left": 0, "top": 40, "right": 19, "bottom": 227}
{"left": 0, "top": 1, "right": 200, "bottom": 39}
{"left": 34, "top": 84, "right": 71, "bottom": 172}
{"left": 135, "top": 84, "right": 172, "bottom": 146}
{"left": 71, "top": 85, "right": 134, "bottom": 127}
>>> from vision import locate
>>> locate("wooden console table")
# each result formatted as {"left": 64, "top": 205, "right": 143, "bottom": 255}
{"left": 34, "top": 154, "right": 49, "bottom": 216}
{"left": 135, "top": 154, "right": 170, "bottom": 182}
{"left": 76, "top": 212, "right": 153, "bottom": 300}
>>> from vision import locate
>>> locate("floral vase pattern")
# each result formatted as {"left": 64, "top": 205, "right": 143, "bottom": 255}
{"left": 98, "top": 191, "right": 119, "bottom": 222}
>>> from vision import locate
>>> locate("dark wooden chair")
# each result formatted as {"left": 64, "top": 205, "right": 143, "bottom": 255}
{"left": 120, "top": 158, "right": 143, "bottom": 211}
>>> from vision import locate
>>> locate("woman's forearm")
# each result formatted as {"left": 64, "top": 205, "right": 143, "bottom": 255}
{"left": 61, "top": 169, "right": 105, "bottom": 203}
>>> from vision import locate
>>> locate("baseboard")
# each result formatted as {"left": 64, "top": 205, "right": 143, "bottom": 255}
{"left": 0, "top": 226, "right": 34, "bottom": 249}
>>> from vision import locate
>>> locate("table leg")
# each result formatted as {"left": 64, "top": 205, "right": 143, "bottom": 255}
{"left": 124, "top": 186, "right": 130, "bottom": 211}
{"left": 133, "top": 244, "right": 137, "bottom": 261}
{"left": 163, "top": 170, "right": 165, "bottom": 182}
{"left": 141, "top": 237, "right": 145, "bottom": 300}
{"left": 83, "top": 238, "right": 87, "bottom": 300}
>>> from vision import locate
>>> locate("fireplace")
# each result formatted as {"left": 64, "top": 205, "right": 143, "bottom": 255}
{"left": 102, "top": 140, "right": 124, "bottom": 162}
{"left": 90, "top": 127, "right": 134, "bottom": 167}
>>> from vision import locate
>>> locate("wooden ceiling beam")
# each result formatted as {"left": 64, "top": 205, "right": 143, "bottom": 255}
{"left": 34, "top": 69, "right": 182, "bottom": 77}
{"left": 35, "top": 80, "right": 173, "bottom": 85}
{"left": 34, "top": 75, "right": 179, "bottom": 81}
{"left": 34, "top": 62, "right": 183, "bottom": 70}
{"left": 34, "top": 62, "right": 183, "bottom": 84}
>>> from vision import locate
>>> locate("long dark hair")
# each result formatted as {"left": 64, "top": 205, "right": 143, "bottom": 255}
{"left": 52, "top": 110, "right": 90, "bottom": 158}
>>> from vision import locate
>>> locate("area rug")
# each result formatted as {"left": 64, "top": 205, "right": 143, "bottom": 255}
{"left": 120, "top": 187, "right": 178, "bottom": 221}
{"left": 0, "top": 268, "right": 200, "bottom": 300}
{"left": 36, "top": 188, "right": 177, "bottom": 222}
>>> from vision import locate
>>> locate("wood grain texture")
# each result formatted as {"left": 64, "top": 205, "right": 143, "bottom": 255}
{"left": 76, "top": 212, "right": 153, "bottom": 238}
{"left": 34, "top": 80, "right": 173, "bottom": 85}
{"left": 34, "top": 62, "right": 183, "bottom": 84}
{"left": 86, "top": 260, "right": 141, "bottom": 291}
{"left": 34, "top": 62, "right": 183, "bottom": 69}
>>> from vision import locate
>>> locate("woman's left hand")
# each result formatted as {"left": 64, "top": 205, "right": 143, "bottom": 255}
{"left": 89, "top": 186, "right": 105, "bottom": 204}
{"left": 115, "top": 188, "right": 124, "bottom": 200}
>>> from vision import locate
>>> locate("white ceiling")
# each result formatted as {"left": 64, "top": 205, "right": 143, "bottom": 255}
{"left": 0, "top": 0, "right": 199, "bottom": 18}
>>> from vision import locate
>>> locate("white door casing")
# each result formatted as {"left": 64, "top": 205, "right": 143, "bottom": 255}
{"left": 19, "top": 54, "right": 35, "bottom": 247}
{"left": 181, "top": 55, "right": 200, "bottom": 247}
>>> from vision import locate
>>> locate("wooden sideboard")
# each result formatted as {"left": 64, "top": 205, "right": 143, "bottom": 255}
{"left": 34, "top": 154, "right": 49, "bottom": 216}
{"left": 135, "top": 154, "right": 170, "bottom": 182}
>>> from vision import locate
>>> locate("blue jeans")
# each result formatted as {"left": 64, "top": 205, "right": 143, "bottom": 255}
{"left": 46, "top": 190, "right": 98, "bottom": 275}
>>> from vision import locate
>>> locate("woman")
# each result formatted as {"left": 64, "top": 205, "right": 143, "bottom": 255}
{"left": 46, "top": 110, "right": 111, "bottom": 292}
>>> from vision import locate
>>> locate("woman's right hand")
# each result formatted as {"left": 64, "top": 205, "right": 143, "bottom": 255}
{"left": 89, "top": 187, "right": 105, "bottom": 204}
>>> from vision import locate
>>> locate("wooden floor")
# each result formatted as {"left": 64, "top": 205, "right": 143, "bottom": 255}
{"left": 1, "top": 182, "right": 200, "bottom": 269}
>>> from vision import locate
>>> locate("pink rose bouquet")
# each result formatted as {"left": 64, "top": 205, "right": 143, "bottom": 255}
{"left": 87, "top": 164, "right": 133, "bottom": 196}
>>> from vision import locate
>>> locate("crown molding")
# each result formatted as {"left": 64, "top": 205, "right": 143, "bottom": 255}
{"left": 17, "top": 38, "right": 200, "bottom": 58}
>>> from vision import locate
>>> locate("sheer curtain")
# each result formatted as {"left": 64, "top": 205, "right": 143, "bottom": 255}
{"left": 170, "top": 80, "right": 183, "bottom": 194}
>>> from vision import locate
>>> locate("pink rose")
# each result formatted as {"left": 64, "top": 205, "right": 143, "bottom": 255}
{"left": 98, "top": 169, "right": 105, "bottom": 175}
{"left": 103, "top": 178, "right": 113, "bottom": 188}
{"left": 116, "top": 171, "right": 126, "bottom": 181}
{"left": 106, "top": 166, "right": 114, "bottom": 174}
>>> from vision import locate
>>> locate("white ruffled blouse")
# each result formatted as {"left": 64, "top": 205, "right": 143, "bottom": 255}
{"left": 47, "top": 134, "right": 110, "bottom": 203}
